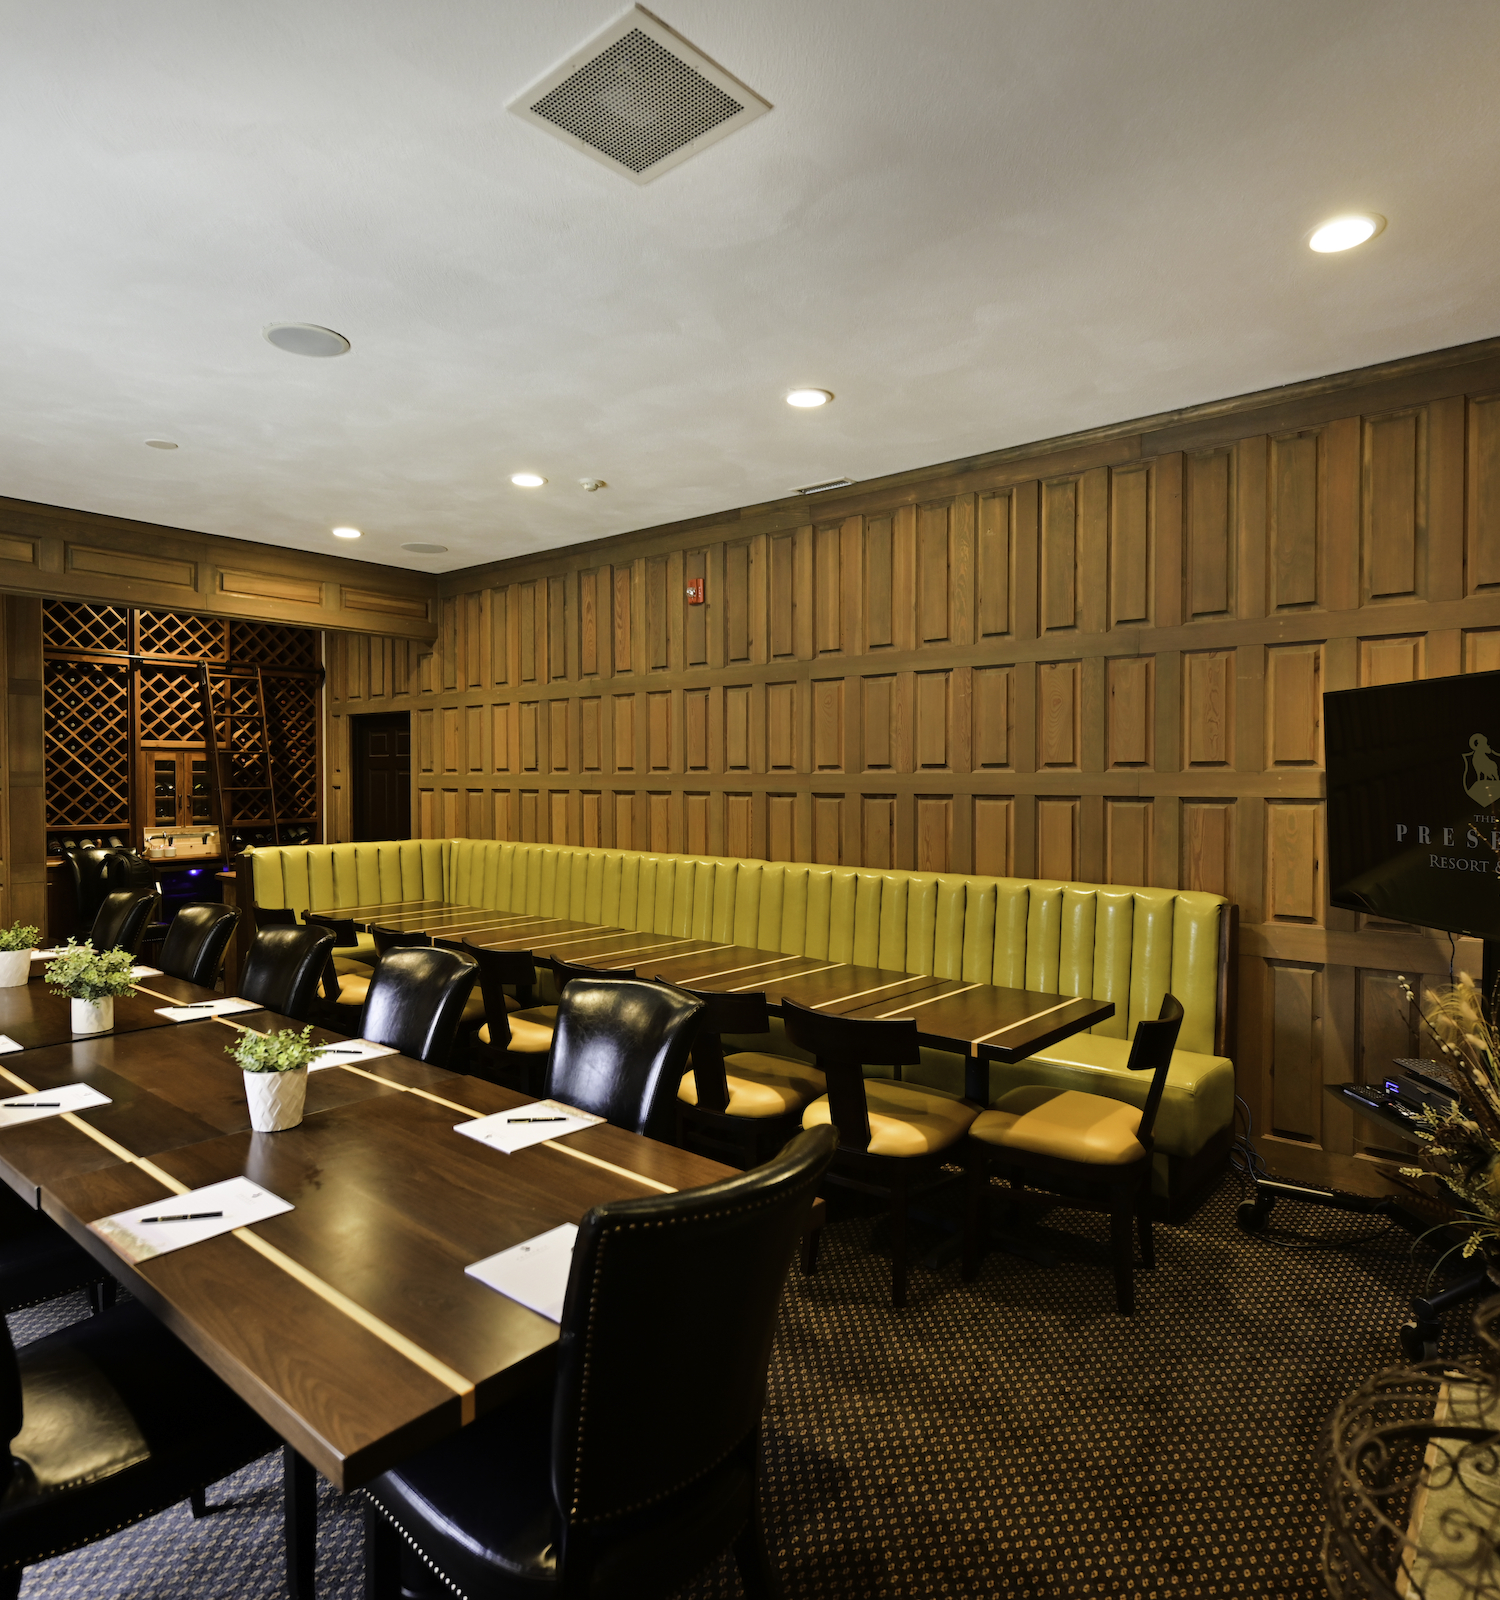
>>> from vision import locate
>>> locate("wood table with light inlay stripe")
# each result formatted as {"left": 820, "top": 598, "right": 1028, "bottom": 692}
{"left": 0, "top": 1014, "right": 738, "bottom": 1491}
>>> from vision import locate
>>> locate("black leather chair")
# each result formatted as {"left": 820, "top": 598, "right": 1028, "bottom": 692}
{"left": 64, "top": 848, "right": 115, "bottom": 931}
{"left": 0, "top": 1300, "right": 280, "bottom": 1599}
{"left": 156, "top": 903, "right": 238, "bottom": 987}
{"left": 461, "top": 940, "right": 553, "bottom": 1092}
{"left": 551, "top": 955, "right": 636, "bottom": 985}
{"left": 673, "top": 986, "right": 827, "bottom": 1170}
{"left": 104, "top": 852, "right": 161, "bottom": 899}
{"left": 962, "top": 993, "right": 1186, "bottom": 1315}
{"left": 88, "top": 890, "right": 160, "bottom": 958}
{"left": 370, "top": 923, "right": 431, "bottom": 956}
{"left": 238, "top": 926, "right": 336, "bottom": 1022}
{"left": 363, "top": 1124, "right": 838, "bottom": 1600}
{"left": 782, "top": 999, "right": 980, "bottom": 1307}
{"left": 360, "top": 947, "right": 479, "bottom": 1068}
{"left": 544, "top": 979, "right": 703, "bottom": 1143}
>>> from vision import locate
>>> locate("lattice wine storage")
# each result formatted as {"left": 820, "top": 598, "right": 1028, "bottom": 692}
{"left": 42, "top": 601, "right": 322, "bottom": 846}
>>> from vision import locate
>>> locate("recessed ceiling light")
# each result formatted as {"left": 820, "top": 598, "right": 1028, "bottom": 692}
{"left": 579, "top": 478, "right": 607, "bottom": 492}
{"left": 511, "top": 472, "right": 546, "bottom": 488}
{"left": 264, "top": 323, "right": 351, "bottom": 357}
{"left": 1308, "top": 214, "right": 1385, "bottom": 253}
{"left": 332, "top": 526, "right": 362, "bottom": 540}
{"left": 786, "top": 388, "right": 833, "bottom": 408}
{"left": 402, "top": 543, "right": 448, "bottom": 554}
{"left": 144, "top": 438, "right": 178, "bottom": 450}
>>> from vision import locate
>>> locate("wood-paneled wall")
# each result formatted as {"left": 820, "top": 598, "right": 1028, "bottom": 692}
{"left": 325, "top": 337, "right": 1500, "bottom": 1163}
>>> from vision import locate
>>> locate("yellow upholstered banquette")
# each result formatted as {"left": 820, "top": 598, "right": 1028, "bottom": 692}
{"left": 242, "top": 840, "right": 1235, "bottom": 1198}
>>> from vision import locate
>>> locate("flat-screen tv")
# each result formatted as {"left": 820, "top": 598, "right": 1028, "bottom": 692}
{"left": 1326, "top": 669, "right": 1500, "bottom": 939}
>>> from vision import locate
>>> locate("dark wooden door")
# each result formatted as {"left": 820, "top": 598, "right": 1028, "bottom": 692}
{"left": 352, "top": 713, "right": 411, "bottom": 841}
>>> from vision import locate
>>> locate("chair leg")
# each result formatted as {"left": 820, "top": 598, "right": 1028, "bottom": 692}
{"left": 733, "top": 1510, "right": 778, "bottom": 1600}
{"left": 1136, "top": 1184, "right": 1156, "bottom": 1271}
{"left": 799, "top": 1211, "right": 822, "bottom": 1274}
{"left": 363, "top": 1500, "right": 402, "bottom": 1600}
{"left": 87, "top": 1277, "right": 116, "bottom": 1316}
{"left": 890, "top": 1166, "right": 910, "bottom": 1309}
{"left": 961, "top": 1143, "right": 987, "bottom": 1280}
{"left": 1109, "top": 1183, "right": 1135, "bottom": 1316}
{"left": 190, "top": 1485, "right": 208, "bottom": 1518}
{"left": 0, "top": 1568, "right": 20, "bottom": 1600}
{"left": 284, "top": 1445, "right": 317, "bottom": 1600}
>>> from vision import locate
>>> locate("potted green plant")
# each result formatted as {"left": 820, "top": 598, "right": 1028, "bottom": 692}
{"left": 45, "top": 941, "right": 137, "bottom": 1034}
{"left": 0, "top": 924, "right": 40, "bottom": 989}
{"left": 227, "top": 1025, "right": 316, "bottom": 1132}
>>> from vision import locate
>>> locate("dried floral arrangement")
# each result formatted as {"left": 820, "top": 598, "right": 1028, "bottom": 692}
{"left": 1397, "top": 971, "right": 1500, "bottom": 1265}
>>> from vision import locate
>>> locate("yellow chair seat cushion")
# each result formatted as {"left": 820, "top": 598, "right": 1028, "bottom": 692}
{"left": 802, "top": 1080, "right": 977, "bottom": 1158}
{"left": 478, "top": 1016, "right": 554, "bottom": 1053}
{"left": 460, "top": 991, "right": 485, "bottom": 1026}
{"left": 334, "top": 973, "right": 370, "bottom": 1006}
{"left": 332, "top": 955, "right": 370, "bottom": 977}
{"left": 990, "top": 1034, "right": 1234, "bottom": 1159}
{"left": 511, "top": 1005, "right": 557, "bottom": 1029}
{"left": 678, "top": 1053, "right": 827, "bottom": 1119}
{"left": 971, "top": 1086, "right": 1145, "bottom": 1165}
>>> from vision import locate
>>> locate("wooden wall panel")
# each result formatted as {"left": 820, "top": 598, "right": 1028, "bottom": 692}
{"left": 327, "top": 344, "right": 1500, "bottom": 1166}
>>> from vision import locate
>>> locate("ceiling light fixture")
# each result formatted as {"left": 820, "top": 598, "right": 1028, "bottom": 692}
{"left": 332, "top": 526, "right": 362, "bottom": 540}
{"left": 579, "top": 478, "right": 607, "bottom": 492}
{"left": 402, "top": 543, "right": 449, "bottom": 554}
{"left": 511, "top": 472, "right": 546, "bottom": 488}
{"left": 786, "top": 388, "right": 833, "bottom": 408}
{"left": 1308, "top": 214, "right": 1385, "bottom": 253}
{"left": 264, "top": 323, "right": 351, "bottom": 357}
{"left": 144, "top": 439, "right": 178, "bottom": 450}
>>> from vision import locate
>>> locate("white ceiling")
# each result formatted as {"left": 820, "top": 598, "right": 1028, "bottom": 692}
{"left": 2, "top": 0, "right": 1498, "bottom": 574}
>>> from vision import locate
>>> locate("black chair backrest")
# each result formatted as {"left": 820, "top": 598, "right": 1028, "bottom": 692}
{"left": 370, "top": 924, "right": 432, "bottom": 956}
{"left": 89, "top": 890, "right": 160, "bottom": 958}
{"left": 66, "top": 848, "right": 116, "bottom": 929}
{"left": 239, "top": 926, "right": 336, "bottom": 1021}
{"left": 1126, "top": 993, "right": 1185, "bottom": 1145}
{"left": 780, "top": 998, "right": 921, "bottom": 1154}
{"left": 544, "top": 979, "right": 703, "bottom": 1140}
{"left": 361, "top": 947, "right": 478, "bottom": 1067}
{"left": 304, "top": 910, "right": 360, "bottom": 947}
{"left": 551, "top": 1125, "right": 836, "bottom": 1543}
{"left": 673, "top": 987, "right": 773, "bottom": 1115}
{"left": 252, "top": 907, "right": 297, "bottom": 929}
{"left": 105, "top": 852, "right": 161, "bottom": 899}
{"left": 552, "top": 955, "right": 637, "bottom": 986}
{"left": 461, "top": 940, "right": 541, "bottom": 1049}
{"left": 157, "top": 903, "right": 239, "bottom": 986}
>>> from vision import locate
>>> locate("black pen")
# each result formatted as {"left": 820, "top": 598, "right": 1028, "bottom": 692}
{"left": 316, "top": 1048, "right": 361, "bottom": 1055}
{"left": 137, "top": 1211, "right": 224, "bottom": 1224}
{"left": 506, "top": 1116, "right": 566, "bottom": 1123}
{"left": 3, "top": 1102, "right": 58, "bottom": 1109}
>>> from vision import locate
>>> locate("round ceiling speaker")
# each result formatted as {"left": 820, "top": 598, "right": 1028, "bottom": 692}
{"left": 264, "top": 323, "right": 351, "bottom": 357}
{"left": 401, "top": 543, "right": 448, "bottom": 554}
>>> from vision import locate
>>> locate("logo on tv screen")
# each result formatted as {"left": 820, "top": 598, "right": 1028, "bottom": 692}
{"left": 1465, "top": 734, "right": 1500, "bottom": 808}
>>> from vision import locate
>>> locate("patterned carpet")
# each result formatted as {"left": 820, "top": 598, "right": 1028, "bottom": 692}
{"left": 7, "top": 1176, "right": 1457, "bottom": 1599}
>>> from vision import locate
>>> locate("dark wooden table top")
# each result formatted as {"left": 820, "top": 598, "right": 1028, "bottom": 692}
{"left": 0, "top": 1005, "right": 738, "bottom": 1490}
{"left": 0, "top": 965, "right": 226, "bottom": 1053}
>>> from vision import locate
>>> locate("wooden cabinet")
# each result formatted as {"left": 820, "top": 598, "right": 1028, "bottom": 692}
{"left": 140, "top": 750, "right": 214, "bottom": 833}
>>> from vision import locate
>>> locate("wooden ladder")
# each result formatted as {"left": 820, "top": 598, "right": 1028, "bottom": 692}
{"left": 197, "top": 663, "right": 284, "bottom": 847}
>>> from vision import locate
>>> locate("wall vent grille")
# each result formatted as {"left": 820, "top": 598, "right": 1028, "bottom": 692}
{"left": 509, "top": 7, "right": 769, "bottom": 184}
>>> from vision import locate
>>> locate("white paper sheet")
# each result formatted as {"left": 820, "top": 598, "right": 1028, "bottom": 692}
{"left": 0, "top": 1082, "right": 110, "bottom": 1129}
{"left": 466, "top": 1223, "right": 578, "bottom": 1321}
{"left": 0, "top": 1037, "right": 23, "bottom": 1054}
{"left": 91, "top": 1176, "right": 293, "bottom": 1265}
{"left": 454, "top": 1100, "right": 604, "bottom": 1155}
{"left": 154, "top": 997, "right": 264, "bottom": 1023}
{"left": 32, "top": 948, "right": 72, "bottom": 960}
{"left": 308, "top": 1039, "right": 400, "bottom": 1071}
{"left": 129, "top": 966, "right": 163, "bottom": 979}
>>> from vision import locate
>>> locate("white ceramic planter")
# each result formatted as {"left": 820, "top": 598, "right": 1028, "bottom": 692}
{"left": 70, "top": 996, "right": 114, "bottom": 1035}
{"left": 0, "top": 950, "right": 32, "bottom": 988}
{"left": 243, "top": 1068, "right": 307, "bottom": 1133}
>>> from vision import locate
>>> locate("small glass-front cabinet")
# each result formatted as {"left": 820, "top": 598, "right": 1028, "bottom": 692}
{"left": 140, "top": 751, "right": 215, "bottom": 835}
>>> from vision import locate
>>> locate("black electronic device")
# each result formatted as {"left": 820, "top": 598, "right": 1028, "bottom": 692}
{"left": 1326, "top": 668, "right": 1500, "bottom": 939}
{"left": 1390, "top": 1058, "right": 1462, "bottom": 1111}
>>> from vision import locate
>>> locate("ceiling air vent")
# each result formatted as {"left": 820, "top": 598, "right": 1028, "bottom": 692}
{"left": 508, "top": 6, "right": 770, "bottom": 184}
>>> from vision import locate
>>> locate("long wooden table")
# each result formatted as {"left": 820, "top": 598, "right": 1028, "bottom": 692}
{"left": 325, "top": 900, "right": 1117, "bottom": 1098}
{"left": 0, "top": 991, "right": 737, "bottom": 1493}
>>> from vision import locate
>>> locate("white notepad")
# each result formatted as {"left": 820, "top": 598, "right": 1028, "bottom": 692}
{"left": 466, "top": 1223, "right": 578, "bottom": 1321}
{"left": 32, "top": 948, "right": 72, "bottom": 961}
{"left": 454, "top": 1100, "right": 604, "bottom": 1155}
{"left": 154, "top": 997, "right": 264, "bottom": 1023}
{"left": 129, "top": 966, "right": 163, "bottom": 979}
{"left": 0, "top": 1037, "right": 23, "bottom": 1054}
{"left": 309, "top": 1040, "right": 400, "bottom": 1071}
{"left": 0, "top": 1083, "right": 110, "bottom": 1129}
{"left": 91, "top": 1176, "right": 293, "bottom": 1265}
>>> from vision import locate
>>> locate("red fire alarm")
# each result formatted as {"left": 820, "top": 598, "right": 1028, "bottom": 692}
{"left": 685, "top": 578, "right": 705, "bottom": 605}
